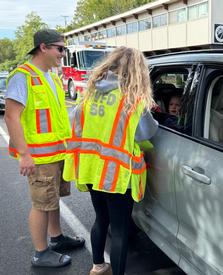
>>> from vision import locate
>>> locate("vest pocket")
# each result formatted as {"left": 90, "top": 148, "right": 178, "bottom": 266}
{"left": 36, "top": 109, "right": 52, "bottom": 134}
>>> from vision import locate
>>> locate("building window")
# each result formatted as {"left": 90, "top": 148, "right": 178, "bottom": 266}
{"left": 198, "top": 2, "right": 208, "bottom": 18}
{"left": 188, "top": 2, "right": 208, "bottom": 21}
{"left": 106, "top": 27, "right": 116, "bottom": 38}
{"left": 169, "top": 8, "right": 186, "bottom": 24}
{"left": 84, "top": 34, "right": 91, "bottom": 41}
{"left": 138, "top": 18, "right": 151, "bottom": 31}
{"left": 98, "top": 30, "right": 107, "bottom": 39}
{"left": 126, "top": 22, "right": 138, "bottom": 34}
{"left": 67, "top": 37, "right": 79, "bottom": 45}
{"left": 116, "top": 25, "right": 126, "bottom": 36}
{"left": 152, "top": 14, "right": 167, "bottom": 28}
{"left": 78, "top": 35, "right": 84, "bottom": 42}
{"left": 91, "top": 32, "right": 98, "bottom": 41}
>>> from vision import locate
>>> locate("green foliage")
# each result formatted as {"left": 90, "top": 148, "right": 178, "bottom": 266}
{"left": 13, "top": 12, "right": 48, "bottom": 65}
{"left": 0, "top": 39, "right": 15, "bottom": 64}
{"left": 0, "top": 60, "right": 17, "bottom": 72}
{"left": 71, "top": 0, "right": 153, "bottom": 28}
{"left": 0, "top": 38, "right": 17, "bottom": 72}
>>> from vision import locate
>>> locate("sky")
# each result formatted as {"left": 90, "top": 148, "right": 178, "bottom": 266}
{"left": 0, "top": 0, "right": 77, "bottom": 39}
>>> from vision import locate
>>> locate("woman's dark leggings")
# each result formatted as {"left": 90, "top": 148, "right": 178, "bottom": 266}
{"left": 89, "top": 188, "right": 134, "bottom": 275}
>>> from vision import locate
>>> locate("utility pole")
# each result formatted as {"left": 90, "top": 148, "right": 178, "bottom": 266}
{"left": 61, "top": 15, "right": 69, "bottom": 28}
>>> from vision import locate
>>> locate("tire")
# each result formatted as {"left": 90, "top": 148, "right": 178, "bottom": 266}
{"left": 68, "top": 81, "right": 77, "bottom": 100}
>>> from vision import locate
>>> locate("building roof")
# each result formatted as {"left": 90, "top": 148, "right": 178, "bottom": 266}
{"left": 64, "top": 0, "right": 178, "bottom": 37}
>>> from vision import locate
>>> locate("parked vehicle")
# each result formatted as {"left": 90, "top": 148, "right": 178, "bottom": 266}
{"left": 0, "top": 71, "right": 8, "bottom": 111}
{"left": 61, "top": 41, "right": 114, "bottom": 100}
{"left": 132, "top": 50, "right": 223, "bottom": 275}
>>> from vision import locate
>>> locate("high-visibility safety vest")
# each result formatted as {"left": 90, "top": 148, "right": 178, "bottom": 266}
{"left": 63, "top": 89, "right": 148, "bottom": 202}
{"left": 7, "top": 62, "right": 71, "bottom": 164}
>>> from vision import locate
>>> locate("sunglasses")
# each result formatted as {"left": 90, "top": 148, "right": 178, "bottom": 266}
{"left": 47, "top": 44, "right": 66, "bottom": 53}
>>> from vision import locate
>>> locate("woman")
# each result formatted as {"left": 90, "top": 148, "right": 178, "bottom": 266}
{"left": 63, "top": 46, "right": 158, "bottom": 275}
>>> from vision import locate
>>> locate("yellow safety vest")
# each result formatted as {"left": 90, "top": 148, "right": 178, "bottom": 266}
{"left": 7, "top": 62, "right": 71, "bottom": 164}
{"left": 63, "top": 89, "right": 148, "bottom": 202}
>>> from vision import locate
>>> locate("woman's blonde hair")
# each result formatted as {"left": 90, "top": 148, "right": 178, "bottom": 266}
{"left": 84, "top": 46, "right": 154, "bottom": 112}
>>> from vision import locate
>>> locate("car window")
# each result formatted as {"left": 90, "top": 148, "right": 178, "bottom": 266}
{"left": 151, "top": 64, "right": 202, "bottom": 136}
{"left": 204, "top": 74, "right": 223, "bottom": 145}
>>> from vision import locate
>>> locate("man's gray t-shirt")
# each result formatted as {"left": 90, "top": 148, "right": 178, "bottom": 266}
{"left": 6, "top": 71, "right": 58, "bottom": 106}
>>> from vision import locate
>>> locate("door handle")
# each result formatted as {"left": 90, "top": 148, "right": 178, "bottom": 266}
{"left": 182, "top": 165, "right": 211, "bottom": 185}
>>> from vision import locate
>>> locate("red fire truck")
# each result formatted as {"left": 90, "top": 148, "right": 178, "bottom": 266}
{"left": 61, "top": 42, "right": 114, "bottom": 100}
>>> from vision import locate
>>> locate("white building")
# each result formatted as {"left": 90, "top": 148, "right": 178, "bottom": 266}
{"left": 64, "top": 0, "right": 223, "bottom": 55}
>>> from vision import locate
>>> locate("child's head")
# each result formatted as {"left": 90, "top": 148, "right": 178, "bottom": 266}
{"left": 168, "top": 95, "right": 181, "bottom": 115}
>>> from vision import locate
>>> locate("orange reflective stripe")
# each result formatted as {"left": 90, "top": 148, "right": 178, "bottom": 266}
{"left": 99, "top": 161, "right": 109, "bottom": 189}
{"left": 19, "top": 64, "right": 37, "bottom": 76}
{"left": 67, "top": 137, "right": 145, "bottom": 164}
{"left": 109, "top": 97, "right": 125, "bottom": 143}
{"left": 46, "top": 109, "right": 52, "bottom": 132}
{"left": 31, "top": 150, "right": 66, "bottom": 157}
{"left": 36, "top": 109, "right": 52, "bottom": 133}
{"left": 36, "top": 109, "right": 41, "bottom": 133}
{"left": 24, "top": 63, "right": 37, "bottom": 74}
{"left": 28, "top": 140, "right": 65, "bottom": 148}
{"left": 31, "top": 76, "right": 42, "bottom": 86}
{"left": 81, "top": 105, "right": 84, "bottom": 129}
{"left": 99, "top": 97, "right": 125, "bottom": 190}
{"left": 110, "top": 165, "right": 120, "bottom": 192}
{"left": 66, "top": 147, "right": 145, "bottom": 173}
{"left": 138, "top": 177, "right": 144, "bottom": 201}
{"left": 31, "top": 77, "right": 35, "bottom": 86}
{"left": 132, "top": 163, "right": 146, "bottom": 174}
{"left": 74, "top": 152, "right": 79, "bottom": 178}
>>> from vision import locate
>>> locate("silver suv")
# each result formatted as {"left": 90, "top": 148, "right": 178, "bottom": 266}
{"left": 133, "top": 50, "right": 223, "bottom": 275}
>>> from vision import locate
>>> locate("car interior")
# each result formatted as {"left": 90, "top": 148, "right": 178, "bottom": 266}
{"left": 209, "top": 77, "right": 223, "bottom": 143}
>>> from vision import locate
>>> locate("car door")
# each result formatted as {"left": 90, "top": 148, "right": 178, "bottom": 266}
{"left": 133, "top": 63, "right": 195, "bottom": 265}
{"left": 176, "top": 65, "right": 223, "bottom": 275}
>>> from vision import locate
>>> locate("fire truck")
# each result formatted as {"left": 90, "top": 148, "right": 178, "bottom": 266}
{"left": 61, "top": 41, "right": 114, "bottom": 100}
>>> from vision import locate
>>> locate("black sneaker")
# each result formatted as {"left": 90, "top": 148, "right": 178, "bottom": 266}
{"left": 49, "top": 236, "right": 85, "bottom": 252}
{"left": 31, "top": 248, "right": 71, "bottom": 267}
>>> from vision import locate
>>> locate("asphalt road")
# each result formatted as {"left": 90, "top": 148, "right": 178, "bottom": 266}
{"left": 0, "top": 103, "right": 185, "bottom": 275}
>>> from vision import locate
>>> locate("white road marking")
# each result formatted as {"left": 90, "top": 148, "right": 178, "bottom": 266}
{"left": 0, "top": 123, "right": 9, "bottom": 144}
{"left": 60, "top": 200, "right": 110, "bottom": 261}
{"left": 0, "top": 123, "right": 110, "bottom": 262}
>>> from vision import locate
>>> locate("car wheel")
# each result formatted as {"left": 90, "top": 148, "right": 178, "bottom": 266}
{"left": 68, "top": 81, "right": 77, "bottom": 100}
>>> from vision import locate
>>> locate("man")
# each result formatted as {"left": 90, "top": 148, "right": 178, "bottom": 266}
{"left": 4, "top": 29, "right": 85, "bottom": 268}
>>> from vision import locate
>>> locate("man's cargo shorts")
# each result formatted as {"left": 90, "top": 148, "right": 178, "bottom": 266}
{"left": 28, "top": 160, "right": 70, "bottom": 211}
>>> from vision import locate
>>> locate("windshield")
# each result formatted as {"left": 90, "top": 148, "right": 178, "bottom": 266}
{"left": 0, "top": 77, "right": 6, "bottom": 90}
{"left": 79, "top": 50, "right": 108, "bottom": 69}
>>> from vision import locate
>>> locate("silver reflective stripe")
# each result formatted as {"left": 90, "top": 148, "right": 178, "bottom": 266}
{"left": 73, "top": 106, "right": 83, "bottom": 137}
{"left": 67, "top": 140, "right": 143, "bottom": 170}
{"left": 20, "top": 64, "right": 38, "bottom": 77}
{"left": 113, "top": 111, "right": 127, "bottom": 147}
{"left": 103, "top": 162, "right": 117, "bottom": 190}
{"left": 29, "top": 142, "right": 66, "bottom": 155}
{"left": 32, "top": 77, "right": 41, "bottom": 85}
{"left": 39, "top": 109, "right": 49, "bottom": 133}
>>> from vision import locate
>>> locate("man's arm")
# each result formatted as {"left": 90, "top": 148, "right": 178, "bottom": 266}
{"left": 4, "top": 99, "right": 35, "bottom": 176}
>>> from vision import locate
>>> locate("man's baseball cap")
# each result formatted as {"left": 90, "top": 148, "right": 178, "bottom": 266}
{"left": 28, "top": 29, "right": 64, "bottom": 55}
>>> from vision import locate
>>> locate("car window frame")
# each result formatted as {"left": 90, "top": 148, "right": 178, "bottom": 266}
{"left": 150, "top": 63, "right": 204, "bottom": 138}
{"left": 194, "top": 65, "right": 223, "bottom": 152}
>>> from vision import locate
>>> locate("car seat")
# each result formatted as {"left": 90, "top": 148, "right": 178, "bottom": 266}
{"left": 153, "top": 83, "right": 176, "bottom": 112}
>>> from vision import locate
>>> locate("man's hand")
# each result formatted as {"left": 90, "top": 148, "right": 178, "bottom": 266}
{"left": 19, "top": 154, "right": 35, "bottom": 176}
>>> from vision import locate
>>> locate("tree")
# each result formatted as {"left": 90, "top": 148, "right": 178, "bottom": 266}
{"left": 13, "top": 12, "right": 48, "bottom": 65}
{"left": 0, "top": 39, "right": 16, "bottom": 64}
{"left": 71, "top": 0, "right": 154, "bottom": 28}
